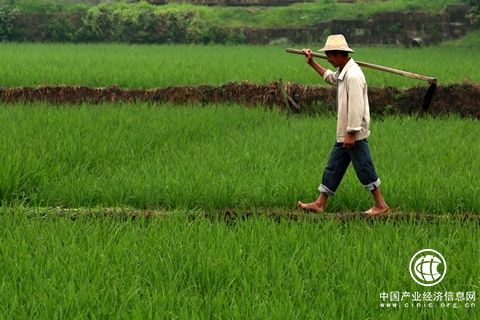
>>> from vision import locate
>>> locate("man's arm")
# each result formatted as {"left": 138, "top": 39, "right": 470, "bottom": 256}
{"left": 343, "top": 75, "right": 366, "bottom": 149}
{"left": 302, "top": 49, "right": 327, "bottom": 76}
{"left": 302, "top": 49, "right": 337, "bottom": 85}
{"left": 346, "top": 75, "right": 366, "bottom": 133}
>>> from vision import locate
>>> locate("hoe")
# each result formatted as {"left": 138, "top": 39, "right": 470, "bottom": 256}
{"left": 285, "top": 48, "right": 437, "bottom": 111}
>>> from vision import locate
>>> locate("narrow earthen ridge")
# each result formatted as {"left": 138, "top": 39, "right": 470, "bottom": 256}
{"left": 21, "top": 206, "right": 480, "bottom": 223}
{"left": 1, "top": 82, "right": 479, "bottom": 118}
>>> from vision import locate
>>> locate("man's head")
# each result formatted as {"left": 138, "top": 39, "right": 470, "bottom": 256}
{"left": 319, "top": 34, "right": 354, "bottom": 68}
{"left": 325, "top": 50, "right": 349, "bottom": 68}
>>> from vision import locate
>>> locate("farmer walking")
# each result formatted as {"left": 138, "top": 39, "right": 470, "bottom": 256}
{"left": 297, "top": 34, "right": 389, "bottom": 215}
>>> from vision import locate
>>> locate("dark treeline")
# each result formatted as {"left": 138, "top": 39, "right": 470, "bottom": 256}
{"left": 0, "top": 1, "right": 478, "bottom": 44}
{"left": 0, "top": 3, "right": 246, "bottom": 44}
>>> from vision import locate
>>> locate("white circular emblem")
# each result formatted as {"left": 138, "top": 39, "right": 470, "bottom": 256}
{"left": 409, "top": 249, "right": 447, "bottom": 287}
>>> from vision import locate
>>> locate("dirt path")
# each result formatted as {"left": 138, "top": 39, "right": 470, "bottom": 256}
{"left": 20, "top": 207, "right": 480, "bottom": 223}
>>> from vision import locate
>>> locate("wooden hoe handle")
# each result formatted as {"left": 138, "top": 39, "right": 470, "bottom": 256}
{"left": 285, "top": 48, "right": 437, "bottom": 84}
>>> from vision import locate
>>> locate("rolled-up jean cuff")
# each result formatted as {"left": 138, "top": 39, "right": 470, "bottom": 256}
{"left": 318, "top": 184, "right": 335, "bottom": 196}
{"left": 364, "top": 178, "right": 381, "bottom": 191}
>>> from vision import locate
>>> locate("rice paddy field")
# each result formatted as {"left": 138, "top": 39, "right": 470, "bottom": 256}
{"left": 0, "top": 104, "right": 478, "bottom": 213}
{"left": 0, "top": 42, "right": 479, "bottom": 88}
{"left": 0, "top": 40, "right": 479, "bottom": 318}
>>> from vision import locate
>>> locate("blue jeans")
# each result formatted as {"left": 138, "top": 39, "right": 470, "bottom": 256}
{"left": 318, "top": 139, "right": 381, "bottom": 196}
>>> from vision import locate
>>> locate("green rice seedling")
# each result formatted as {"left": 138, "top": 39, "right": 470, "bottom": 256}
{"left": 0, "top": 207, "right": 478, "bottom": 318}
{"left": 0, "top": 103, "right": 478, "bottom": 213}
{"left": 0, "top": 43, "right": 478, "bottom": 88}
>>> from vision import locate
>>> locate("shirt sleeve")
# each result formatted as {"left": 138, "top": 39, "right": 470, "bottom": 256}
{"left": 323, "top": 69, "right": 338, "bottom": 86}
{"left": 346, "top": 75, "right": 366, "bottom": 132}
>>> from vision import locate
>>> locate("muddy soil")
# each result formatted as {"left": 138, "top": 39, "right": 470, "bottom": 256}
{"left": 1, "top": 82, "right": 479, "bottom": 118}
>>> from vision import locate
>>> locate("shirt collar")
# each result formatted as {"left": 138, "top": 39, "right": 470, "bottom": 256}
{"left": 337, "top": 58, "right": 356, "bottom": 81}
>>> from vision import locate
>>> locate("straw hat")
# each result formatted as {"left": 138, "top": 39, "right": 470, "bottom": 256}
{"left": 318, "top": 34, "right": 354, "bottom": 53}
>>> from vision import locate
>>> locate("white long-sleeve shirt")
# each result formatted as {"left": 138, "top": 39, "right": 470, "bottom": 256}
{"left": 323, "top": 58, "right": 371, "bottom": 143}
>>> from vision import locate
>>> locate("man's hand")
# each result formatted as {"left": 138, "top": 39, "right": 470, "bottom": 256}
{"left": 343, "top": 132, "right": 356, "bottom": 149}
{"left": 302, "top": 48, "right": 327, "bottom": 77}
{"left": 302, "top": 48, "right": 314, "bottom": 65}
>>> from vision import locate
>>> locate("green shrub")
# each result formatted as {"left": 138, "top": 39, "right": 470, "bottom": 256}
{"left": 6, "top": 4, "right": 86, "bottom": 42}
{"left": 467, "top": 0, "right": 480, "bottom": 26}
{"left": 0, "top": 5, "right": 16, "bottom": 41}
{"left": 82, "top": 4, "right": 203, "bottom": 43}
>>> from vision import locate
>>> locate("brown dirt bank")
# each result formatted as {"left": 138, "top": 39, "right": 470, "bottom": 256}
{"left": 1, "top": 82, "right": 479, "bottom": 118}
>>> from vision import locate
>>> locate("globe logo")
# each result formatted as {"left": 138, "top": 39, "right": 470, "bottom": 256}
{"left": 409, "top": 249, "right": 447, "bottom": 286}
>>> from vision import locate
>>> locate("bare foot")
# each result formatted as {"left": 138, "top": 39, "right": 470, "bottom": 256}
{"left": 298, "top": 201, "right": 324, "bottom": 213}
{"left": 363, "top": 206, "right": 389, "bottom": 216}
